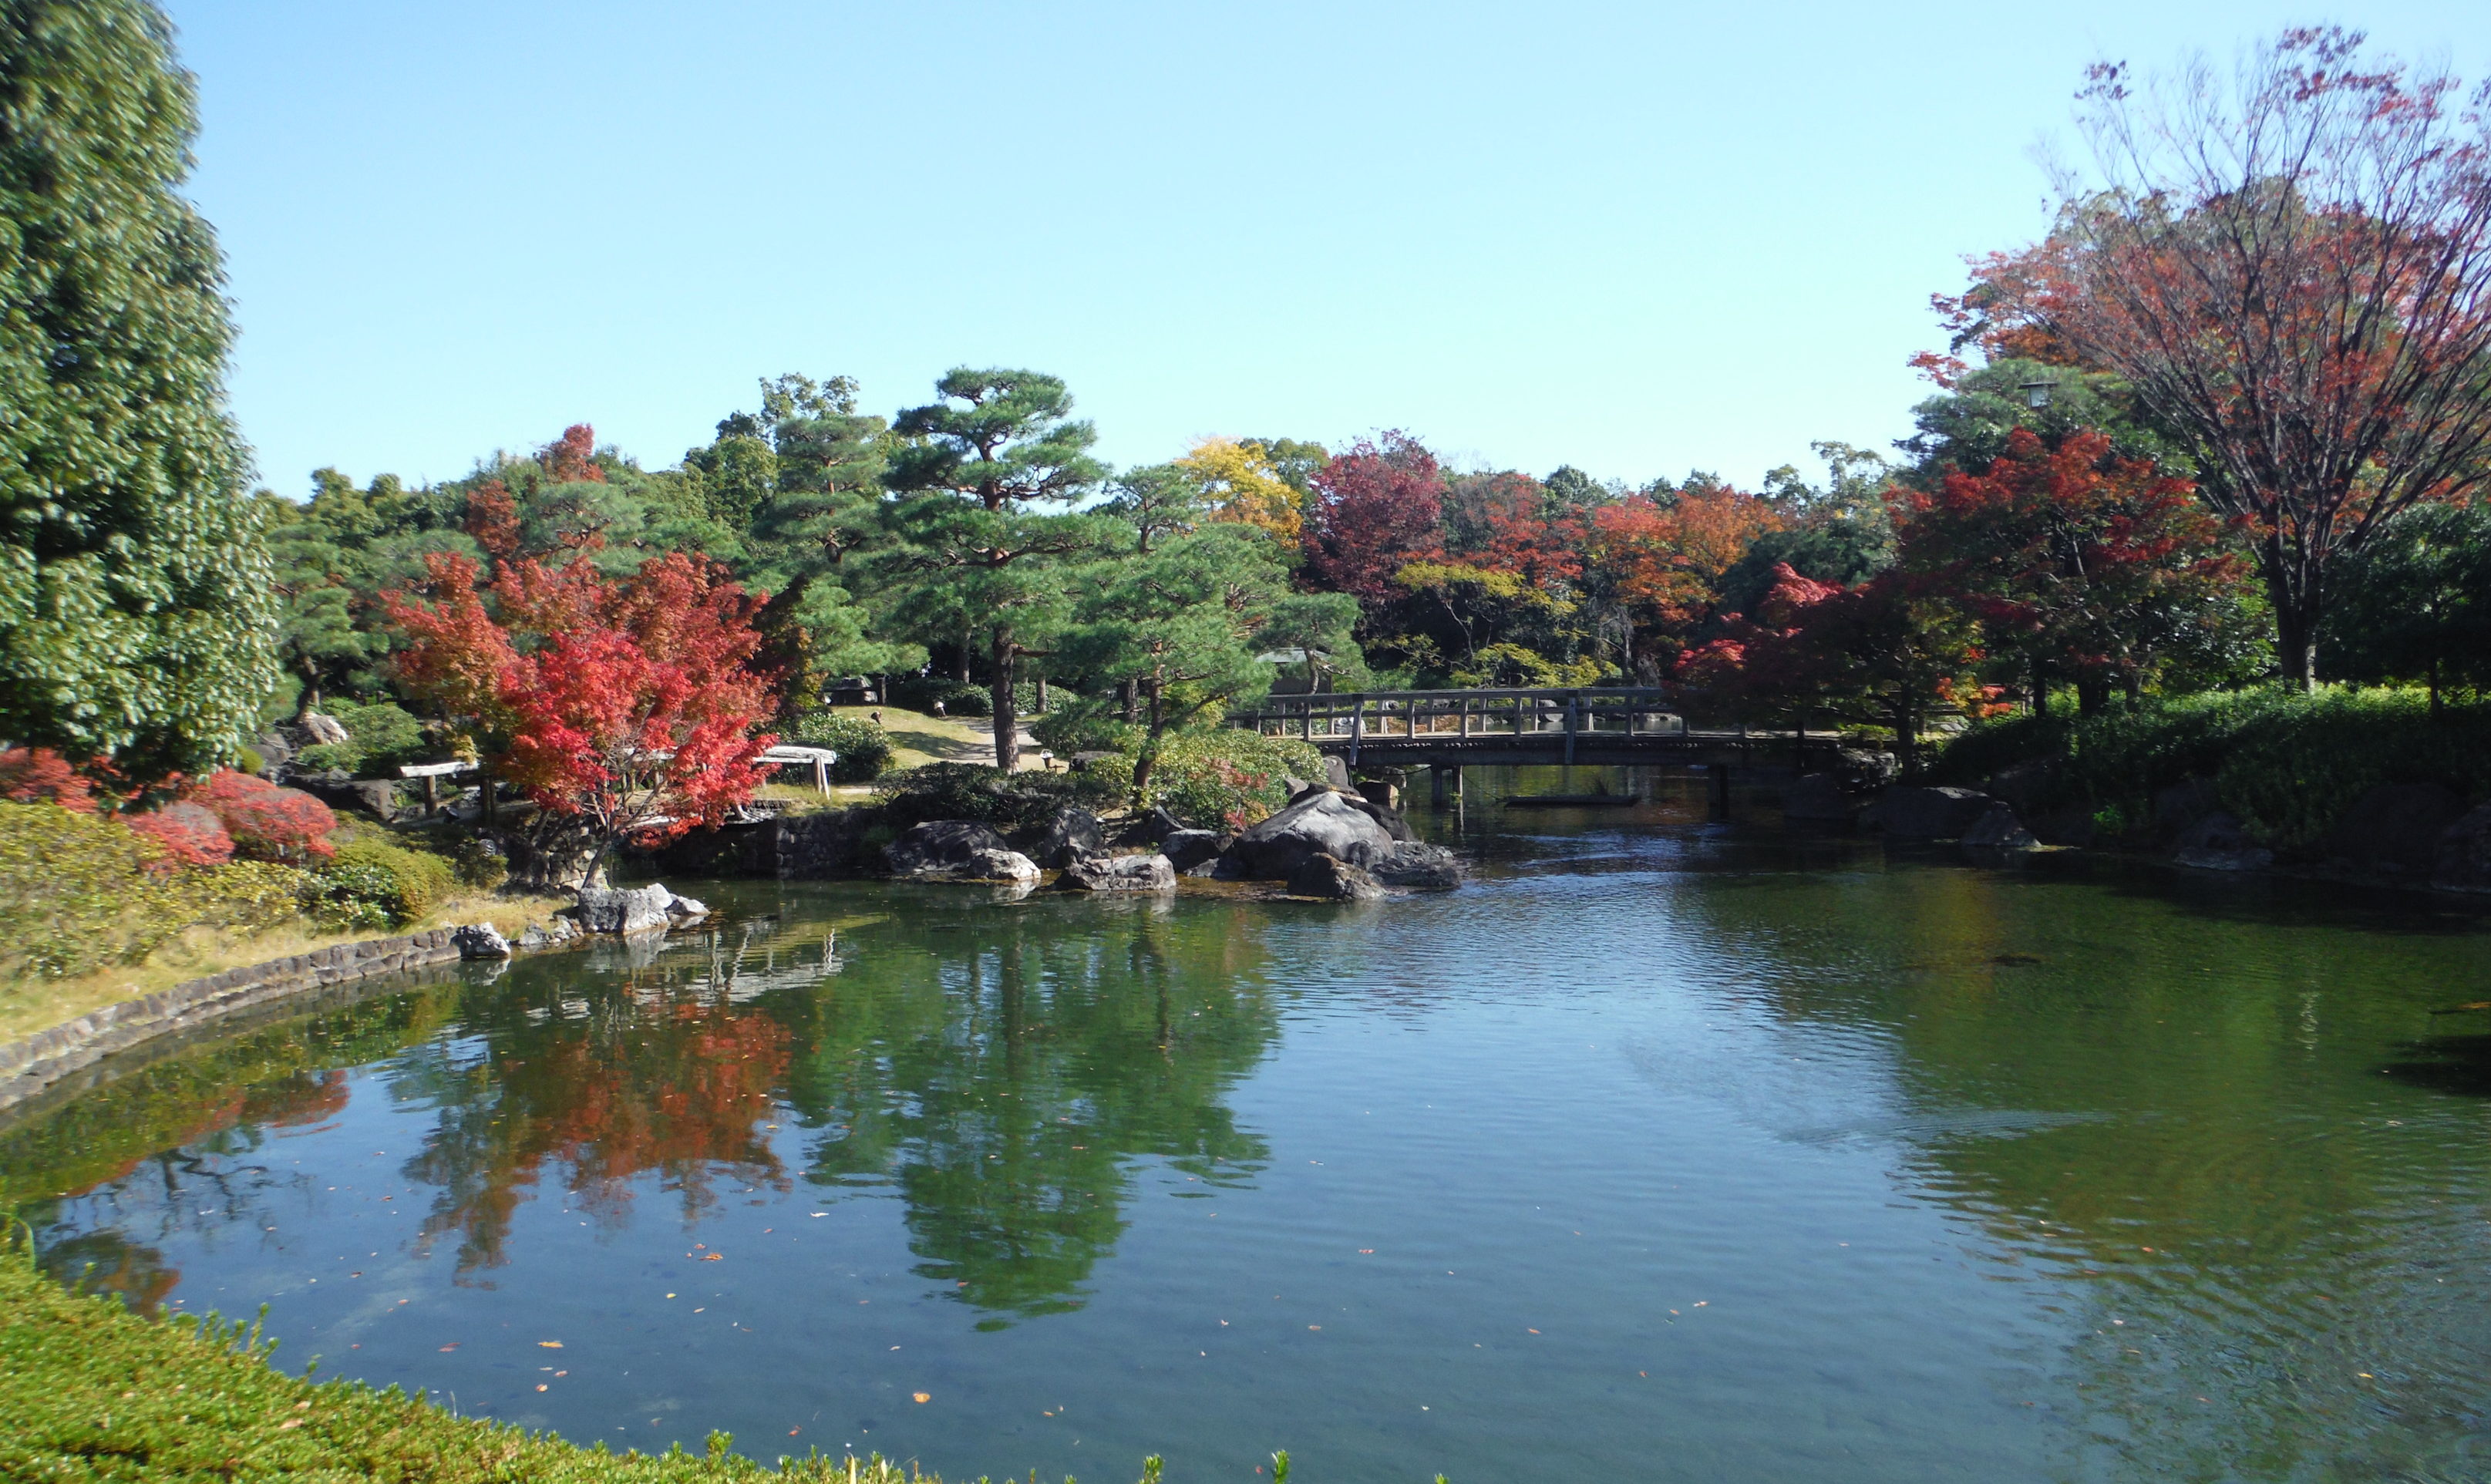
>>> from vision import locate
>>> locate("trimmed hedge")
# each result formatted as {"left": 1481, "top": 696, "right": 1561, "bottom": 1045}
{"left": 0, "top": 804, "right": 318, "bottom": 981}
{"left": 309, "top": 837, "right": 459, "bottom": 929}
{"left": 1934, "top": 687, "right": 2491, "bottom": 852}
{"left": 781, "top": 710, "right": 894, "bottom": 782}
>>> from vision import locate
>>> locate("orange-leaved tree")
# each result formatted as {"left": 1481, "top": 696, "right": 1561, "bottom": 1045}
{"left": 386, "top": 549, "right": 778, "bottom": 887}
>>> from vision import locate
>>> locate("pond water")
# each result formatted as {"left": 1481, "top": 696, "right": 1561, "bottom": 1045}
{"left": 9, "top": 770, "right": 2491, "bottom": 1482}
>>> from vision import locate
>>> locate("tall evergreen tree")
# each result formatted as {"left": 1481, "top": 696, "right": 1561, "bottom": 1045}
{"left": 880, "top": 368, "right": 1108, "bottom": 771}
{"left": 0, "top": 0, "right": 278, "bottom": 780}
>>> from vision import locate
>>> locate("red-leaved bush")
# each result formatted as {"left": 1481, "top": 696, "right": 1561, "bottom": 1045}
{"left": 0, "top": 746, "right": 103, "bottom": 813}
{"left": 197, "top": 770, "right": 338, "bottom": 862}
{"left": 127, "top": 802, "right": 235, "bottom": 869}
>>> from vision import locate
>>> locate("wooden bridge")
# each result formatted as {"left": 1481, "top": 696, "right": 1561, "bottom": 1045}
{"left": 1231, "top": 687, "right": 1845, "bottom": 803}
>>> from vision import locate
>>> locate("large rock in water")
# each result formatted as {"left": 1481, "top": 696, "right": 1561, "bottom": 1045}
{"left": 2321, "top": 782, "right": 2466, "bottom": 877}
{"left": 1058, "top": 853, "right": 1176, "bottom": 892}
{"left": 1867, "top": 786, "right": 1996, "bottom": 840}
{"left": 2173, "top": 812, "right": 2272, "bottom": 872}
{"left": 577, "top": 884, "right": 675, "bottom": 934}
{"left": 884, "top": 820, "right": 1012, "bottom": 877}
{"left": 1959, "top": 801, "right": 2038, "bottom": 851}
{"left": 2434, "top": 805, "right": 2491, "bottom": 894}
{"left": 1287, "top": 852, "right": 1384, "bottom": 901}
{"left": 1320, "top": 755, "right": 1353, "bottom": 790}
{"left": 1370, "top": 841, "right": 1461, "bottom": 890}
{"left": 1162, "top": 829, "right": 1229, "bottom": 873}
{"left": 1782, "top": 772, "right": 1859, "bottom": 823}
{"left": 453, "top": 923, "right": 513, "bottom": 959}
{"left": 1234, "top": 791, "right": 1398, "bottom": 877}
{"left": 1037, "top": 805, "right": 1106, "bottom": 867}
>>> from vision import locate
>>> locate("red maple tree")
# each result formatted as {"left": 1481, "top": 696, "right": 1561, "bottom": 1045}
{"left": 1301, "top": 432, "right": 1445, "bottom": 606}
{"left": 386, "top": 549, "right": 778, "bottom": 884}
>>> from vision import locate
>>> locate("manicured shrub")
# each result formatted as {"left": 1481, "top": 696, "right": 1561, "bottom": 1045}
{"left": 296, "top": 700, "right": 430, "bottom": 778}
{"left": 0, "top": 803, "right": 191, "bottom": 978}
{"left": 196, "top": 770, "right": 337, "bottom": 861}
{"left": 781, "top": 710, "right": 894, "bottom": 782}
{"left": 183, "top": 862, "right": 318, "bottom": 934}
{"left": 310, "top": 838, "right": 458, "bottom": 928}
{"left": 1935, "top": 687, "right": 2491, "bottom": 852}
{"left": 1028, "top": 696, "right": 1138, "bottom": 757}
{"left": 1129, "top": 730, "right": 1328, "bottom": 829}
{"left": 873, "top": 762, "right": 1119, "bottom": 833}
{"left": 0, "top": 747, "right": 103, "bottom": 813}
{"left": 126, "top": 802, "right": 234, "bottom": 868}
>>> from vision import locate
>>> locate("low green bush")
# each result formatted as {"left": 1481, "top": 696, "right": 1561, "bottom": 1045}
{"left": 298, "top": 699, "right": 430, "bottom": 778}
{"left": 1934, "top": 687, "right": 2491, "bottom": 852}
{"left": 0, "top": 806, "right": 322, "bottom": 980}
{"left": 310, "top": 837, "right": 458, "bottom": 928}
{"left": 1128, "top": 730, "right": 1328, "bottom": 829}
{"left": 1029, "top": 695, "right": 1139, "bottom": 756}
{"left": 781, "top": 710, "right": 894, "bottom": 782}
{"left": 0, "top": 803, "right": 195, "bottom": 979}
{"left": 873, "top": 762, "right": 1120, "bottom": 834}
{"left": 890, "top": 675, "right": 993, "bottom": 717}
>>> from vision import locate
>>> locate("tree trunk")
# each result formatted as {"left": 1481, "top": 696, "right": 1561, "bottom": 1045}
{"left": 1892, "top": 691, "right": 1918, "bottom": 780}
{"left": 1035, "top": 675, "right": 1049, "bottom": 714}
{"left": 2076, "top": 677, "right": 2109, "bottom": 717}
{"left": 1119, "top": 678, "right": 1138, "bottom": 725}
{"left": 2260, "top": 537, "right": 2321, "bottom": 692}
{"left": 990, "top": 626, "right": 1019, "bottom": 773}
{"left": 2029, "top": 662, "right": 2048, "bottom": 719}
{"left": 955, "top": 627, "right": 973, "bottom": 686}
{"left": 296, "top": 671, "right": 323, "bottom": 722}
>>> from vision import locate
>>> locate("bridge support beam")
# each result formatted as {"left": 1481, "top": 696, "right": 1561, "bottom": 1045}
{"left": 1430, "top": 763, "right": 1461, "bottom": 812}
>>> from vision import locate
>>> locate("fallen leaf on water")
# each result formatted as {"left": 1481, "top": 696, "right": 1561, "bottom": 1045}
{"left": 439, "top": 1344, "right": 459, "bottom": 1352}
{"left": 704, "top": 1253, "right": 724, "bottom": 1262}
{"left": 536, "top": 1385, "right": 549, "bottom": 1392}
{"left": 538, "top": 1341, "right": 564, "bottom": 1348}
{"left": 913, "top": 1392, "right": 931, "bottom": 1404}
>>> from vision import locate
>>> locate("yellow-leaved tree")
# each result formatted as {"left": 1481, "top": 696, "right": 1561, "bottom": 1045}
{"left": 1177, "top": 437, "right": 1305, "bottom": 548}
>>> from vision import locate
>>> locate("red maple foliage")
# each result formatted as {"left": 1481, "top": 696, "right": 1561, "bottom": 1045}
{"left": 1591, "top": 485, "right": 1790, "bottom": 642}
{"left": 385, "top": 549, "right": 779, "bottom": 881}
{"left": 1442, "top": 472, "right": 1586, "bottom": 586}
{"left": 127, "top": 802, "right": 235, "bottom": 869}
{"left": 539, "top": 423, "right": 607, "bottom": 484}
{"left": 1301, "top": 432, "right": 1445, "bottom": 604}
{"left": 463, "top": 478, "right": 522, "bottom": 560}
{"left": 196, "top": 770, "right": 339, "bottom": 862}
{"left": 0, "top": 746, "right": 103, "bottom": 813}
{"left": 1897, "top": 428, "right": 2248, "bottom": 705}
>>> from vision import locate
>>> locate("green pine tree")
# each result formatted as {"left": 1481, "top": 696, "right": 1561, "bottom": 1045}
{"left": 0, "top": 0, "right": 278, "bottom": 779}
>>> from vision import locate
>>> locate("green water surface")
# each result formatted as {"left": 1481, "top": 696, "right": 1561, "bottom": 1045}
{"left": 7, "top": 771, "right": 2491, "bottom": 1482}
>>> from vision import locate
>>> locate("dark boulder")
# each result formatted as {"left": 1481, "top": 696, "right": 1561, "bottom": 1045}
{"left": 1319, "top": 755, "right": 1352, "bottom": 790}
{"left": 1125, "top": 805, "right": 1185, "bottom": 846}
{"left": 1286, "top": 851, "right": 1384, "bottom": 901}
{"left": 1233, "top": 791, "right": 1399, "bottom": 878}
{"left": 1866, "top": 786, "right": 1996, "bottom": 841}
{"left": 1339, "top": 789, "right": 1417, "bottom": 843}
{"left": 2435, "top": 805, "right": 2491, "bottom": 894}
{"left": 884, "top": 819, "right": 1012, "bottom": 877}
{"left": 2173, "top": 812, "right": 2271, "bottom": 872}
{"left": 2321, "top": 783, "right": 2466, "bottom": 877}
{"left": 1836, "top": 748, "right": 1900, "bottom": 791}
{"left": 1037, "top": 805, "right": 1106, "bottom": 867}
{"left": 1782, "top": 772, "right": 1860, "bottom": 823}
{"left": 1984, "top": 758, "right": 2061, "bottom": 817}
{"left": 1057, "top": 852, "right": 1177, "bottom": 892}
{"left": 2153, "top": 777, "right": 2223, "bottom": 838}
{"left": 1960, "top": 801, "right": 2038, "bottom": 851}
{"left": 1370, "top": 841, "right": 1461, "bottom": 890}
{"left": 453, "top": 923, "right": 513, "bottom": 959}
{"left": 1162, "top": 829, "right": 1229, "bottom": 873}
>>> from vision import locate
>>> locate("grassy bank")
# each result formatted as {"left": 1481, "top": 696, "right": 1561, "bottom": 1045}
{"left": 0, "top": 1237, "right": 994, "bottom": 1483}
{"left": 0, "top": 890, "right": 569, "bottom": 1048}
{"left": 1932, "top": 686, "right": 2491, "bottom": 850}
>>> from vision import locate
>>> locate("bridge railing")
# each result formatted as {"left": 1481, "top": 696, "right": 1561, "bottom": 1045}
{"left": 1232, "top": 687, "right": 1689, "bottom": 742}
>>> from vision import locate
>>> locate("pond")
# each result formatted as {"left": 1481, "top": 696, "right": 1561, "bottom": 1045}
{"left": 8, "top": 769, "right": 2491, "bottom": 1482}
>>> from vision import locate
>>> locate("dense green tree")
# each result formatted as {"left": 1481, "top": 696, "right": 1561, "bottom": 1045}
{"left": 1061, "top": 523, "right": 1355, "bottom": 796}
{"left": 2322, "top": 503, "right": 2491, "bottom": 708}
{"left": 880, "top": 368, "right": 1109, "bottom": 771}
{"left": 0, "top": 0, "right": 280, "bottom": 780}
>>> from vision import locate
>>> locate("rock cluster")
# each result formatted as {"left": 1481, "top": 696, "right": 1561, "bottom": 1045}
{"left": 574, "top": 883, "right": 712, "bottom": 934}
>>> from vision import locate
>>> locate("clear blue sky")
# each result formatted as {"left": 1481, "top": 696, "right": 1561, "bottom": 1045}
{"left": 161, "top": 2, "right": 2489, "bottom": 500}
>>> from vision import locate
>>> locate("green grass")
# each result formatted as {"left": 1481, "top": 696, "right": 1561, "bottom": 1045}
{"left": 0, "top": 1235, "right": 1018, "bottom": 1482}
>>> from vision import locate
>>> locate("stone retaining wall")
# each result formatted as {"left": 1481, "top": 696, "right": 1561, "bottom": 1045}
{"left": 0, "top": 927, "right": 465, "bottom": 1114}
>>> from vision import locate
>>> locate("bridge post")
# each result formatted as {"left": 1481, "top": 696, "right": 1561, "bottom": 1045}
{"left": 1565, "top": 694, "right": 1579, "bottom": 766}
{"left": 1431, "top": 762, "right": 1460, "bottom": 812}
{"left": 1349, "top": 698, "right": 1364, "bottom": 766}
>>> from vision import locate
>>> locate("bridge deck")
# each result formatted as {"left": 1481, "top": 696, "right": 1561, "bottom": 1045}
{"left": 1230, "top": 688, "right": 1843, "bottom": 769}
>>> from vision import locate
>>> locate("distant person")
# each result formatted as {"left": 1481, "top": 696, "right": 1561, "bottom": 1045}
{"left": 869, "top": 710, "right": 883, "bottom": 726}
{"left": 932, "top": 698, "right": 946, "bottom": 718}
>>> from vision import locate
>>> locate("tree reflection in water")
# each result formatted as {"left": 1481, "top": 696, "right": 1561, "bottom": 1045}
{"left": 342, "top": 893, "right": 1281, "bottom": 1315}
